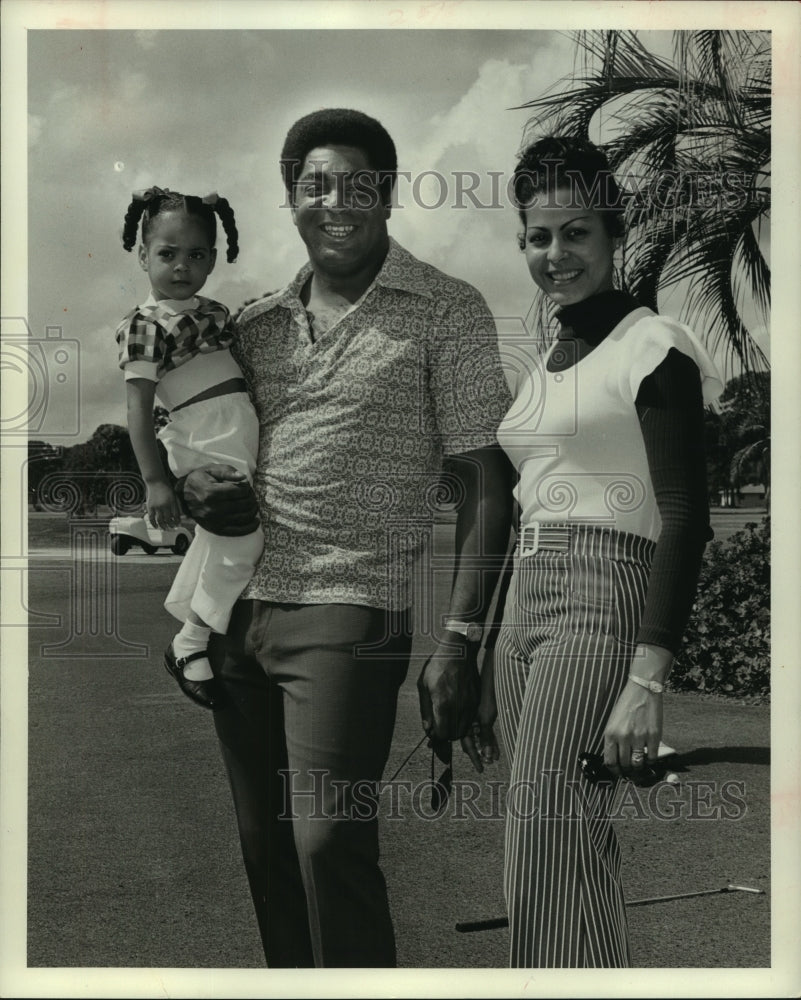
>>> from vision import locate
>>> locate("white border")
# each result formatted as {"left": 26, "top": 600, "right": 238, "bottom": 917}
{"left": 2, "top": 2, "right": 800, "bottom": 997}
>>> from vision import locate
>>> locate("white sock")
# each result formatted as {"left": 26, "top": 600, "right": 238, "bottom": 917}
{"left": 173, "top": 620, "right": 213, "bottom": 682}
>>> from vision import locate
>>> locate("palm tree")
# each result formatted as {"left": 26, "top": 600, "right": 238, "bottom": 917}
{"left": 719, "top": 371, "right": 770, "bottom": 505}
{"left": 516, "top": 30, "right": 770, "bottom": 383}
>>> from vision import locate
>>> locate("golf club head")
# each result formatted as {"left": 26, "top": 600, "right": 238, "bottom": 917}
{"left": 578, "top": 751, "right": 664, "bottom": 787}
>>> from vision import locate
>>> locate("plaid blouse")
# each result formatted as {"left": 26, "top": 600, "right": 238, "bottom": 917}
{"left": 116, "top": 296, "right": 236, "bottom": 378}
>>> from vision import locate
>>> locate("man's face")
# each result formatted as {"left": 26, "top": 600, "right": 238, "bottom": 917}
{"left": 291, "top": 144, "right": 390, "bottom": 280}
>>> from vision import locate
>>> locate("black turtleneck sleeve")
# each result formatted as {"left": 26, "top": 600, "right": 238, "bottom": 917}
{"left": 634, "top": 348, "right": 711, "bottom": 654}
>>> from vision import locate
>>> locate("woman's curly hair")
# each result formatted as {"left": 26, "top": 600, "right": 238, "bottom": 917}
{"left": 512, "top": 136, "right": 628, "bottom": 247}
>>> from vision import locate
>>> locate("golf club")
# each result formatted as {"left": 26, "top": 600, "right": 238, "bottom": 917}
{"left": 455, "top": 883, "right": 765, "bottom": 933}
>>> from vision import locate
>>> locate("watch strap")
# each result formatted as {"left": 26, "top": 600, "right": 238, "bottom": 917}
{"left": 628, "top": 673, "right": 664, "bottom": 694}
{"left": 444, "top": 619, "right": 484, "bottom": 642}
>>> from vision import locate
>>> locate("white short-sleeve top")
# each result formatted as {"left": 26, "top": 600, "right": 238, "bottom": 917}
{"left": 496, "top": 307, "right": 724, "bottom": 541}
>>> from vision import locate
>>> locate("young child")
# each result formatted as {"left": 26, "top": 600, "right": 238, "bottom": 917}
{"left": 116, "top": 187, "right": 263, "bottom": 710}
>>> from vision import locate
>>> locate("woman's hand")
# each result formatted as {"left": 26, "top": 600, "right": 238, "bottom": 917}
{"left": 603, "top": 643, "right": 672, "bottom": 779}
{"left": 460, "top": 645, "right": 501, "bottom": 773}
{"left": 146, "top": 481, "right": 183, "bottom": 529}
{"left": 603, "top": 680, "right": 663, "bottom": 779}
{"left": 178, "top": 464, "right": 260, "bottom": 536}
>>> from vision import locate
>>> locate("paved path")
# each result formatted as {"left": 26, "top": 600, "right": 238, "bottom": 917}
{"left": 17, "top": 545, "right": 770, "bottom": 974}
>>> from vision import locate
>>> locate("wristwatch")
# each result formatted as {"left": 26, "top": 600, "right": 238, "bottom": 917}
{"left": 628, "top": 673, "right": 664, "bottom": 694}
{"left": 444, "top": 620, "right": 484, "bottom": 643}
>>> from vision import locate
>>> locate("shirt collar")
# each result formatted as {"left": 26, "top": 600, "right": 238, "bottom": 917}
{"left": 272, "top": 236, "right": 436, "bottom": 312}
{"left": 143, "top": 293, "right": 200, "bottom": 314}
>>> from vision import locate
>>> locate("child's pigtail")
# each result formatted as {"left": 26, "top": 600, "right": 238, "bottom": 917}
{"left": 121, "top": 197, "right": 148, "bottom": 252}
{"left": 122, "top": 187, "right": 170, "bottom": 252}
{"left": 203, "top": 193, "right": 240, "bottom": 263}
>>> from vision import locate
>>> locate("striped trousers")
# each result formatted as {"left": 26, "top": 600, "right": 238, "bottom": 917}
{"left": 495, "top": 525, "right": 655, "bottom": 968}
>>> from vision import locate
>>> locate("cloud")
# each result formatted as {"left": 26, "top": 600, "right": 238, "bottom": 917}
{"left": 413, "top": 38, "right": 576, "bottom": 176}
{"left": 119, "top": 71, "right": 149, "bottom": 104}
{"left": 389, "top": 40, "right": 576, "bottom": 325}
{"left": 28, "top": 114, "right": 44, "bottom": 147}
{"left": 135, "top": 30, "right": 158, "bottom": 51}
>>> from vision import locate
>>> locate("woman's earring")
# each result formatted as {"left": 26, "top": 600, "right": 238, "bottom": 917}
{"left": 613, "top": 240, "right": 626, "bottom": 290}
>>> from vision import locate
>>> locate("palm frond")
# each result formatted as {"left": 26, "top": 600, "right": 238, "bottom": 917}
{"left": 661, "top": 201, "right": 769, "bottom": 375}
{"left": 732, "top": 223, "right": 771, "bottom": 323}
{"left": 518, "top": 29, "right": 771, "bottom": 379}
{"left": 730, "top": 439, "right": 770, "bottom": 487}
{"left": 579, "top": 29, "right": 679, "bottom": 81}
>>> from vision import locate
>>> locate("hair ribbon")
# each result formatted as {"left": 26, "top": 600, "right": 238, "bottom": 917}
{"left": 132, "top": 186, "right": 169, "bottom": 203}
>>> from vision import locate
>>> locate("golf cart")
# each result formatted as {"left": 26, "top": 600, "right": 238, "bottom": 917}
{"left": 108, "top": 514, "right": 194, "bottom": 556}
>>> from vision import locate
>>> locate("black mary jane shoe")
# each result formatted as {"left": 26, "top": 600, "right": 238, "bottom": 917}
{"left": 164, "top": 643, "right": 219, "bottom": 710}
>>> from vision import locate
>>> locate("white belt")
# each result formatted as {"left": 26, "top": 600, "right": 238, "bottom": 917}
{"left": 518, "top": 522, "right": 572, "bottom": 558}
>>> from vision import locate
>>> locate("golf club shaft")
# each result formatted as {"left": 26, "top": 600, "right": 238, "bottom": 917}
{"left": 627, "top": 883, "right": 765, "bottom": 906}
{"left": 627, "top": 886, "right": 728, "bottom": 906}
{"left": 455, "top": 884, "right": 765, "bottom": 932}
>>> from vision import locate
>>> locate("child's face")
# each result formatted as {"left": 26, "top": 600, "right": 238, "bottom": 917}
{"left": 138, "top": 211, "right": 217, "bottom": 301}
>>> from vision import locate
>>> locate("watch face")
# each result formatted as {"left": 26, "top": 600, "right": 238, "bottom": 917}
{"left": 445, "top": 622, "right": 483, "bottom": 642}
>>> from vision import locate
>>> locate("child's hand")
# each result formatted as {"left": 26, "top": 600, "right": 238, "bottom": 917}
{"left": 146, "top": 482, "right": 183, "bottom": 529}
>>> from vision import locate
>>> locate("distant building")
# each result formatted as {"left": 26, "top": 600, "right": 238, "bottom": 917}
{"left": 718, "top": 483, "right": 767, "bottom": 508}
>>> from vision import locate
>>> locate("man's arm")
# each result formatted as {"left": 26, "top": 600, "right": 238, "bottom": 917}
{"left": 417, "top": 444, "right": 514, "bottom": 743}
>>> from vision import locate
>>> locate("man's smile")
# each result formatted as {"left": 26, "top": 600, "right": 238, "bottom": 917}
{"left": 320, "top": 224, "right": 357, "bottom": 239}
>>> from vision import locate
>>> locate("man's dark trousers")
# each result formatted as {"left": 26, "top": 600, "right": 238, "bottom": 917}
{"left": 210, "top": 599, "right": 412, "bottom": 967}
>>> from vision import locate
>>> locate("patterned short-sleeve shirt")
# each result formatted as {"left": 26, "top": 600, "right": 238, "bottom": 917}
{"left": 234, "top": 237, "right": 511, "bottom": 609}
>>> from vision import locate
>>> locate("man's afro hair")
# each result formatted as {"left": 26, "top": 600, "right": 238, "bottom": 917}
{"left": 280, "top": 108, "right": 397, "bottom": 202}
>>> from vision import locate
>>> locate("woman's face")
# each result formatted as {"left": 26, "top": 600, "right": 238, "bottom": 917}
{"left": 522, "top": 187, "right": 616, "bottom": 307}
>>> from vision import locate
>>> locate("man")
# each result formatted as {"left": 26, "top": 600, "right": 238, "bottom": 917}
{"left": 179, "top": 108, "right": 513, "bottom": 968}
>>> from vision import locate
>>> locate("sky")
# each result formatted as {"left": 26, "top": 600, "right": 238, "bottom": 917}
{"left": 25, "top": 26, "right": 582, "bottom": 443}
{"left": 19, "top": 12, "right": 770, "bottom": 446}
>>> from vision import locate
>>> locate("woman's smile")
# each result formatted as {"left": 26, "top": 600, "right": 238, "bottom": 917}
{"left": 546, "top": 267, "right": 584, "bottom": 284}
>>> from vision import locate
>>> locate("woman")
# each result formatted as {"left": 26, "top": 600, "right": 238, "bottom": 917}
{"left": 472, "top": 136, "right": 723, "bottom": 967}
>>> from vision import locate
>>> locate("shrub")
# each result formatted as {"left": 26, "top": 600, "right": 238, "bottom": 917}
{"left": 672, "top": 517, "right": 770, "bottom": 698}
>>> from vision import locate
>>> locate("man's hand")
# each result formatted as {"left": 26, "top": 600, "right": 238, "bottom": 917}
{"left": 178, "top": 464, "right": 260, "bottom": 536}
{"left": 417, "top": 638, "right": 480, "bottom": 744}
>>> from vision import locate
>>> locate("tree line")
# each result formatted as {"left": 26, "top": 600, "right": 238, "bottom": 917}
{"left": 29, "top": 375, "right": 768, "bottom": 517}
{"left": 28, "top": 407, "right": 170, "bottom": 516}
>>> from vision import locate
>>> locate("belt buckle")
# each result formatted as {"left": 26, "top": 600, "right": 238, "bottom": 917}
{"left": 520, "top": 522, "right": 540, "bottom": 558}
